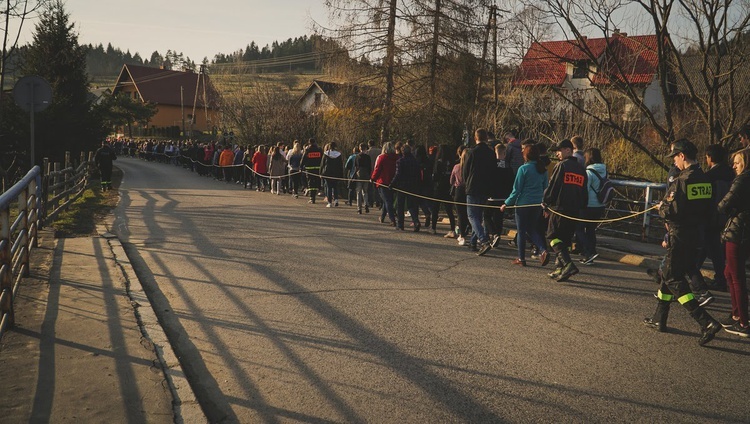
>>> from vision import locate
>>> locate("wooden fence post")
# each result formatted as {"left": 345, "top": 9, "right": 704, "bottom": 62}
{"left": 52, "top": 162, "right": 60, "bottom": 213}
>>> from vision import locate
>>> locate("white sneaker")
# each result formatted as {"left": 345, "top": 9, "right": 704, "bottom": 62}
{"left": 326, "top": 203, "right": 332, "bottom": 208}
{"left": 457, "top": 236, "right": 466, "bottom": 246}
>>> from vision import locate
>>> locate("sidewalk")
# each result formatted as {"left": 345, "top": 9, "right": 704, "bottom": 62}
{"left": 0, "top": 229, "right": 175, "bottom": 423}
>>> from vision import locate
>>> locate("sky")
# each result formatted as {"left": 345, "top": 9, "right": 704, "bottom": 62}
{"left": 18, "top": 0, "right": 329, "bottom": 62}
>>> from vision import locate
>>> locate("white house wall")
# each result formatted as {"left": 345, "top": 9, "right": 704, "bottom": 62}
{"left": 643, "top": 79, "right": 664, "bottom": 119}
{"left": 299, "top": 86, "right": 336, "bottom": 114}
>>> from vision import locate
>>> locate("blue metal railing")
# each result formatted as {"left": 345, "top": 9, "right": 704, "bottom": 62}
{"left": 604, "top": 179, "right": 667, "bottom": 241}
{"left": 0, "top": 166, "right": 42, "bottom": 338}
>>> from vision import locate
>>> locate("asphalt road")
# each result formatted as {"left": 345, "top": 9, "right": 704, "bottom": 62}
{"left": 112, "top": 157, "right": 750, "bottom": 423}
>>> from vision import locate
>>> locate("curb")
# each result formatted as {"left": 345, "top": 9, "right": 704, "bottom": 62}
{"left": 97, "top": 225, "right": 207, "bottom": 424}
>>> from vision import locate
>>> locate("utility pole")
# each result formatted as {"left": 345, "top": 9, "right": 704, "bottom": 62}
{"left": 474, "top": 8, "right": 493, "bottom": 108}
{"left": 180, "top": 85, "right": 185, "bottom": 139}
{"left": 492, "top": 5, "right": 498, "bottom": 105}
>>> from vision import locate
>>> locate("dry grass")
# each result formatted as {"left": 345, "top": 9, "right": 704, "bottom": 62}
{"left": 50, "top": 168, "right": 122, "bottom": 237}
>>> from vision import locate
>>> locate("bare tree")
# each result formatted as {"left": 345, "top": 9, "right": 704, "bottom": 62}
{"left": 507, "top": 0, "right": 750, "bottom": 168}
{"left": 0, "top": 0, "right": 48, "bottom": 98}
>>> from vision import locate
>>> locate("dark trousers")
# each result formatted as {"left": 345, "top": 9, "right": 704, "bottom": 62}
{"left": 484, "top": 199, "right": 504, "bottom": 237}
{"left": 546, "top": 211, "right": 578, "bottom": 265}
{"left": 431, "top": 196, "right": 455, "bottom": 232}
{"left": 99, "top": 164, "right": 113, "bottom": 187}
{"left": 696, "top": 228, "right": 727, "bottom": 285}
{"left": 396, "top": 191, "right": 419, "bottom": 229}
{"left": 453, "top": 186, "right": 468, "bottom": 237}
{"left": 516, "top": 206, "right": 547, "bottom": 261}
{"left": 658, "top": 230, "right": 708, "bottom": 321}
{"left": 289, "top": 172, "right": 302, "bottom": 195}
{"left": 307, "top": 173, "right": 321, "bottom": 202}
{"left": 574, "top": 207, "right": 605, "bottom": 257}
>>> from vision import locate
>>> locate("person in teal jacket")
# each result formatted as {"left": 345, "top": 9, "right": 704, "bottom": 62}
{"left": 575, "top": 148, "right": 607, "bottom": 265}
{"left": 501, "top": 140, "right": 550, "bottom": 266}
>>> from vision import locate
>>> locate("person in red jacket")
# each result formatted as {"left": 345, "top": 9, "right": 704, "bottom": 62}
{"left": 251, "top": 145, "right": 269, "bottom": 192}
{"left": 371, "top": 141, "right": 398, "bottom": 225}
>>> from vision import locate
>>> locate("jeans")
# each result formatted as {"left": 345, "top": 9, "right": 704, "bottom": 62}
{"left": 515, "top": 206, "right": 547, "bottom": 261}
{"left": 355, "top": 181, "right": 369, "bottom": 210}
{"left": 466, "top": 194, "right": 488, "bottom": 245}
{"left": 289, "top": 171, "right": 301, "bottom": 195}
{"left": 324, "top": 178, "right": 338, "bottom": 202}
{"left": 379, "top": 186, "right": 396, "bottom": 223}
{"left": 396, "top": 191, "right": 420, "bottom": 229}
{"left": 574, "top": 207, "right": 604, "bottom": 257}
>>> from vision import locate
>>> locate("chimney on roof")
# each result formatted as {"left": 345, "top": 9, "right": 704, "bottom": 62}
{"left": 613, "top": 29, "right": 627, "bottom": 38}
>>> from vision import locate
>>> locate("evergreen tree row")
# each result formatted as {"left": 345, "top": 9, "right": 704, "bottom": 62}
{"left": 211, "top": 35, "right": 322, "bottom": 70}
{"left": 82, "top": 34, "right": 323, "bottom": 78}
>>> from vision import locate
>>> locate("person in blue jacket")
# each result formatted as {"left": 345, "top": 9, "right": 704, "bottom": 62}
{"left": 501, "top": 140, "right": 550, "bottom": 267}
{"left": 575, "top": 148, "right": 607, "bottom": 265}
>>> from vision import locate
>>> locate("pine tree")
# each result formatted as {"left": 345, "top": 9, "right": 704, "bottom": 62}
{"left": 21, "top": 0, "right": 104, "bottom": 161}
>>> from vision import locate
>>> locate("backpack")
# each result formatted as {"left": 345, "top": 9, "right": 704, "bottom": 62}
{"left": 590, "top": 169, "right": 615, "bottom": 205}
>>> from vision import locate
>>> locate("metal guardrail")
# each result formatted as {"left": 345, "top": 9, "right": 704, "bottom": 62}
{"left": 0, "top": 154, "right": 92, "bottom": 341}
{"left": 0, "top": 166, "right": 42, "bottom": 339}
{"left": 601, "top": 180, "right": 667, "bottom": 242}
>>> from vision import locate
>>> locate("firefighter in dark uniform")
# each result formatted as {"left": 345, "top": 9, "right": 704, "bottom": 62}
{"left": 301, "top": 138, "right": 323, "bottom": 204}
{"left": 543, "top": 139, "right": 588, "bottom": 282}
{"left": 94, "top": 140, "right": 117, "bottom": 191}
{"left": 643, "top": 139, "right": 722, "bottom": 346}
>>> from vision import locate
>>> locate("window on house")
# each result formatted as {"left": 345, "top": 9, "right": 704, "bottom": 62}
{"left": 572, "top": 60, "right": 589, "bottom": 79}
{"left": 314, "top": 93, "right": 322, "bottom": 107}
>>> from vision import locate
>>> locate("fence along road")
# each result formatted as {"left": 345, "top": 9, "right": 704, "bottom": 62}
{"left": 111, "top": 156, "right": 750, "bottom": 423}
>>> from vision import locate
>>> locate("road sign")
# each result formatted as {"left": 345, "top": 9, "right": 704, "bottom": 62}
{"left": 13, "top": 75, "right": 52, "bottom": 112}
{"left": 13, "top": 76, "right": 53, "bottom": 167}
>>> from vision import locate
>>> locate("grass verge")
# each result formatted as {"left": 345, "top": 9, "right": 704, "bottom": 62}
{"left": 50, "top": 167, "right": 123, "bottom": 238}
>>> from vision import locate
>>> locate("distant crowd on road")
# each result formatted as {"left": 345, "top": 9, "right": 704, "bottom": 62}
{"left": 103, "top": 127, "right": 750, "bottom": 344}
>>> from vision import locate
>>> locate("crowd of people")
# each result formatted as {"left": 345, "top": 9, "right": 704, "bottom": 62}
{"left": 105, "top": 127, "right": 750, "bottom": 345}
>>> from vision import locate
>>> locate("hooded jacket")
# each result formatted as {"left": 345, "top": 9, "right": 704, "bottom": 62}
{"left": 320, "top": 149, "right": 344, "bottom": 178}
{"left": 585, "top": 163, "right": 607, "bottom": 208}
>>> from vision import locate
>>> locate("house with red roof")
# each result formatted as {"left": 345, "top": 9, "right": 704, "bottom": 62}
{"left": 514, "top": 32, "right": 663, "bottom": 120}
{"left": 111, "top": 64, "right": 221, "bottom": 136}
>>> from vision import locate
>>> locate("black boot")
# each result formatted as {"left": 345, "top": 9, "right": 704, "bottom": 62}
{"left": 643, "top": 300, "right": 670, "bottom": 332}
{"left": 548, "top": 255, "right": 564, "bottom": 279}
{"left": 690, "top": 307, "right": 721, "bottom": 346}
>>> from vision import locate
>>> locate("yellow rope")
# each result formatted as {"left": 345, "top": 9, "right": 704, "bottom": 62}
{"left": 145, "top": 153, "right": 658, "bottom": 225}
{"left": 299, "top": 171, "right": 658, "bottom": 224}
